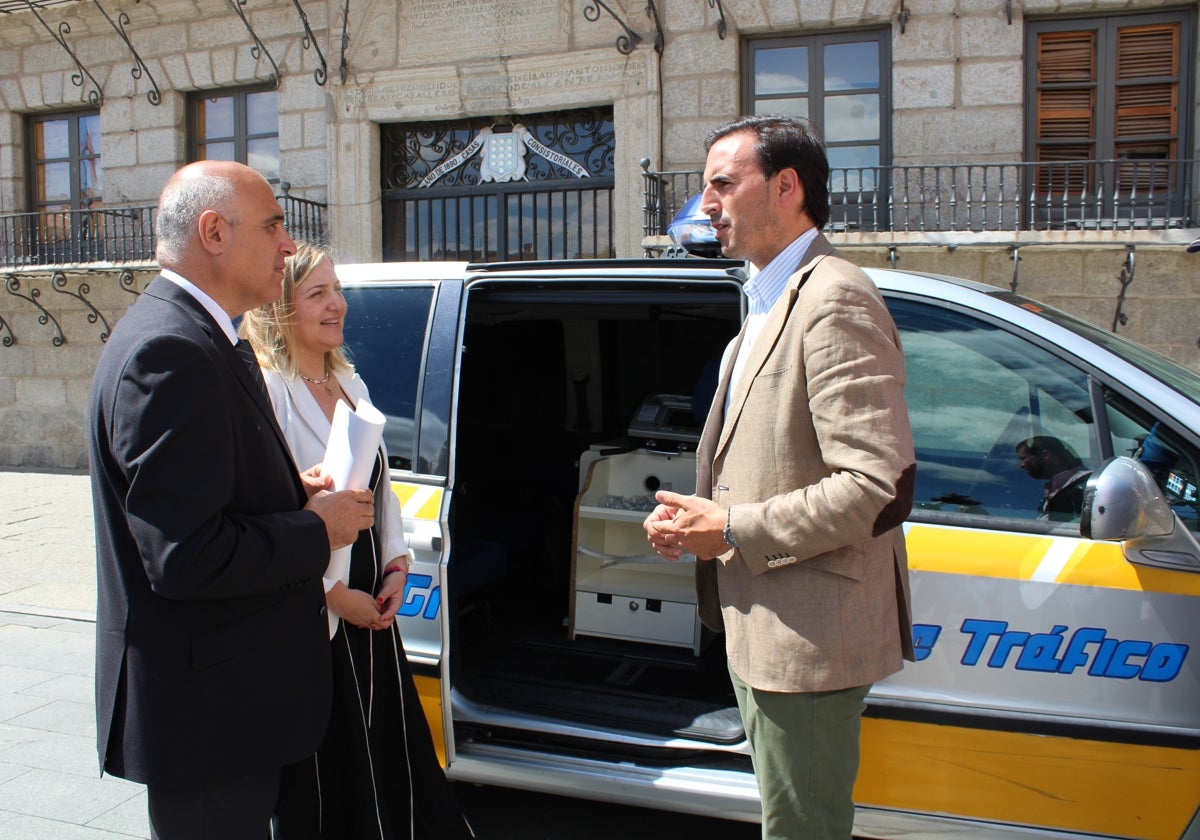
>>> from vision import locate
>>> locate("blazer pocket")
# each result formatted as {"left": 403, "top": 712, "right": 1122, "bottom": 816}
{"left": 752, "top": 365, "right": 791, "bottom": 390}
{"left": 191, "top": 601, "right": 295, "bottom": 670}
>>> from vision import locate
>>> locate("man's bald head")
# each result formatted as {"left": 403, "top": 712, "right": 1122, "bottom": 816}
{"left": 155, "top": 161, "right": 269, "bottom": 268}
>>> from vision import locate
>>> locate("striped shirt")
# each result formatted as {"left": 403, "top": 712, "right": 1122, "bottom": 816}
{"left": 724, "top": 229, "right": 819, "bottom": 414}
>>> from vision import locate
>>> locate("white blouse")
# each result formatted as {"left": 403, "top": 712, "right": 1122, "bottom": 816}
{"left": 262, "top": 368, "right": 410, "bottom": 638}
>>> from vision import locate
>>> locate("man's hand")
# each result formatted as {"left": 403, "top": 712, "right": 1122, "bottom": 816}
{"left": 306, "top": 488, "right": 375, "bottom": 549}
{"left": 643, "top": 490, "right": 730, "bottom": 561}
{"left": 299, "top": 464, "right": 332, "bottom": 499}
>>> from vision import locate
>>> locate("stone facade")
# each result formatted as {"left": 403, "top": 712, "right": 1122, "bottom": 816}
{"left": 0, "top": 0, "right": 1198, "bottom": 467}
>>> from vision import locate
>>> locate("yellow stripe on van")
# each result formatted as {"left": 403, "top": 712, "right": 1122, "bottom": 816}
{"left": 391, "top": 482, "right": 444, "bottom": 522}
{"left": 412, "top": 673, "right": 448, "bottom": 767}
{"left": 905, "top": 524, "right": 1200, "bottom": 596}
{"left": 857, "top": 716, "right": 1200, "bottom": 840}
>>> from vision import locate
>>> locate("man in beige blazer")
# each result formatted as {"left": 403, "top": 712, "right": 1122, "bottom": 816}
{"left": 645, "top": 116, "right": 916, "bottom": 839}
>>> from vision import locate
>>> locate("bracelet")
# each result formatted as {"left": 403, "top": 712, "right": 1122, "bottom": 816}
{"left": 384, "top": 563, "right": 408, "bottom": 576}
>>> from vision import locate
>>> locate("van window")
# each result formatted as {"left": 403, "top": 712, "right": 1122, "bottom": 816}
{"left": 890, "top": 298, "right": 1096, "bottom": 524}
{"left": 342, "top": 285, "right": 435, "bottom": 471}
{"left": 1103, "top": 390, "right": 1200, "bottom": 533}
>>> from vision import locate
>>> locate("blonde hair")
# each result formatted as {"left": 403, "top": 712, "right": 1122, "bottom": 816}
{"left": 239, "top": 241, "right": 353, "bottom": 379}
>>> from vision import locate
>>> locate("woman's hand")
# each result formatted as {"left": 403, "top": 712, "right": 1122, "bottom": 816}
{"left": 376, "top": 557, "right": 410, "bottom": 626}
{"left": 327, "top": 582, "right": 385, "bottom": 630}
{"left": 299, "top": 463, "right": 332, "bottom": 499}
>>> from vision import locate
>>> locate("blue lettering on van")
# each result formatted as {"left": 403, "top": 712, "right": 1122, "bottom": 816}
{"left": 398, "top": 573, "right": 441, "bottom": 620}
{"left": 912, "top": 624, "right": 941, "bottom": 661}
{"left": 958, "top": 618, "right": 1188, "bottom": 682}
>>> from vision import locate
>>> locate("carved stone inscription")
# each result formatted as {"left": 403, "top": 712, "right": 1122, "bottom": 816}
{"left": 398, "top": 0, "right": 567, "bottom": 62}
{"left": 342, "top": 60, "right": 633, "bottom": 116}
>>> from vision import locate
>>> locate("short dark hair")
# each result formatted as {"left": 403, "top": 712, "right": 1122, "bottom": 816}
{"left": 1018, "top": 436, "right": 1083, "bottom": 468}
{"left": 705, "top": 115, "right": 831, "bottom": 230}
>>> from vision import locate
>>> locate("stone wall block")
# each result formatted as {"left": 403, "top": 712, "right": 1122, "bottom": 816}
{"left": 725, "top": 0, "right": 771, "bottom": 30}
{"left": 893, "top": 106, "right": 1023, "bottom": 158}
{"left": 158, "top": 55, "right": 195, "bottom": 92}
{"left": 136, "top": 23, "right": 190, "bottom": 60}
{"left": 136, "top": 127, "right": 181, "bottom": 168}
{"left": 0, "top": 345, "right": 35, "bottom": 377}
{"left": 15, "top": 376, "right": 67, "bottom": 408}
{"left": 0, "top": 79, "right": 26, "bottom": 111}
{"left": 665, "top": 32, "right": 737, "bottom": 74}
{"left": 302, "top": 111, "right": 329, "bottom": 153}
{"left": 663, "top": 79, "right": 700, "bottom": 119}
{"left": 1014, "top": 251, "right": 1086, "bottom": 298}
{"left": 960, "top": 13, "right": 1023, "bottom": 58}
{"left": 278, "top": 112, "right": 304, "bottom": 152}
{"left": 188, "top": 16, "right": 246, "bottom": 51}
{"left": 960, "top": 61, "right": 1023, "bottom": 107}
{"left": 34, "top": 342, "right": 93, "bottom": 377}
{"left": 280, "top": 149, "right": 327, "bottom": 195}
{"left": 700, "top": 77, "right": 737, "bottom": 119}
{"left": 185, "top": 51, "right": 216, "bottom": 90}
{"left": 892, "top": 15, "right": 956, "bottom": 61}
{"left": 894, "top": 64, "right": 955, "bottom": 110}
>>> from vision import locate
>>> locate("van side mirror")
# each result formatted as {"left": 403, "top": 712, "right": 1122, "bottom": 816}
{"left": 1081, "top": 456, "right": 1174, "bottom": 541}
{"left": 1081, "top": 456, "right": 1200, "bottom": 572}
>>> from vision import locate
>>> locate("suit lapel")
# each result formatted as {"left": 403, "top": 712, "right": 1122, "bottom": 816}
{"left": 148, "top": 277, "right": 305, "bottom": 490}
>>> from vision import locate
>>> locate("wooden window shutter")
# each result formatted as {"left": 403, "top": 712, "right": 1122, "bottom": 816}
{"left": 1114, "top": 23, "right": 1178, "bottom": 152}
{"left": 1035, "top": 31, "right": 1096, "bottom": 192}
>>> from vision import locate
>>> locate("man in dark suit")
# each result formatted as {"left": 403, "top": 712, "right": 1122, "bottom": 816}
{"left": 88, "top": 160, "right": 376, "bottom": 839}
{"left": 644, "top": 116, "right": 915, "bottom": 838}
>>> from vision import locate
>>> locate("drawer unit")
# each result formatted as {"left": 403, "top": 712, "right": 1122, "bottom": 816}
{"left": 569, "top": 448, "right": 703, "bottom": 654}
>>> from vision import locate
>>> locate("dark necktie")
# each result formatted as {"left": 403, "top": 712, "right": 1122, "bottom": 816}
{"left": 234, "top": 338, "right": 269, "bottom": 398}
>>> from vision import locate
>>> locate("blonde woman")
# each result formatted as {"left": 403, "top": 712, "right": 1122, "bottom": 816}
{"left": 241, "top": 243, "right": 473, "bottom": 839}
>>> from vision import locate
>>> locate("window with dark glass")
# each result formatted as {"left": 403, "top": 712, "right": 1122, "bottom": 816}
{"left": 1026, "top": 10, "right": 1194, "bottom": 223}
{"left": 380, "top": 108, "right": 615, "bottom": 262}
{"left": 340, "top": 284, "right": 436, "bottom": 472}
{"left": 891, "top": 297, "right": 1098, "bottom": 525}
{"left": 744, "top": 31, "right": 889, "bottom": 203}
{"left": 188, "top": 86, "right": 279, "bottom": 182}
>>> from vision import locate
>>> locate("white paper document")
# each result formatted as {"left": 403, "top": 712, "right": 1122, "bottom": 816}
{"left": 323, "top": 398, "right": 386, "bottom": 491}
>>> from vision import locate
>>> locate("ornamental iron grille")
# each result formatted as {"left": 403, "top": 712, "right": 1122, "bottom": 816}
{"left": 381, "top": 108, "right": 615, "bottom": 262}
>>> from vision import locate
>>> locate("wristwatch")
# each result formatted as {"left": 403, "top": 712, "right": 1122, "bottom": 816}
{"left": 723, "top": 509, "right": 738, "bottom": 549}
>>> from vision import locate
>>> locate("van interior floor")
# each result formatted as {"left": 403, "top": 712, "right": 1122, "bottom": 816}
{"left": 455, "top": 591, "right": 744, "bottom": 745}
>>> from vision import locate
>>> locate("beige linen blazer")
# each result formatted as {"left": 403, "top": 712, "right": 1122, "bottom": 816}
{"left": 696, "top": 234, "right": 916, "bottom": 693}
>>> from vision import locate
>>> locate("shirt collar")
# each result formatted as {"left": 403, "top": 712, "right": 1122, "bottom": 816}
{"left": 160, "top": 268, "right": 239, "bottom": 345}
{"left": 743, "top": 228, "right": 819, "bottom": 316}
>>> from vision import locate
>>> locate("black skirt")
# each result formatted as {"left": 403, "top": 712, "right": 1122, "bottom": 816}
{"left": 275, "top": 458, "right": 473, "bottom": 840}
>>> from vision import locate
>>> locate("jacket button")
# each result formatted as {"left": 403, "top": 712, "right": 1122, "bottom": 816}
{"left": 319, "top": 606, "right": 327, "bottom": 616}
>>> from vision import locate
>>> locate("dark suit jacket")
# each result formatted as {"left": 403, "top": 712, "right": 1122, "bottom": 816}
{"left": 696, "top": 234, "right": 916, "bottom": 692}
{"left": 88, "top": 276, "right": 332, "bottom": 787}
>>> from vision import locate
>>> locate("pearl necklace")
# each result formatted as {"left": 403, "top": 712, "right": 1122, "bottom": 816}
{"left": 300, "top": 369, "right": 334, "bottom": 396}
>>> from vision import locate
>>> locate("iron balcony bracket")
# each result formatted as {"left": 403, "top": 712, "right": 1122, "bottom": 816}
{"left": 51, "top": 270, "right": 110, "bottom": 343}
{"left": 91, "top": 0, "right": 161, "bottom": 105}
{"left": 584, "top": 1, "right": 643, "bottom": 55}
{"left": 289, "top": 0, "right": 327, "bottom": 85}
{"left": 708, "top": 0, "right": 727, "bottom": 39}
{"left": 5, "top": 274, "right": 64, "bottom": 347}
{"left": 23, "top": 0, "right": 103, "bottom": 105}
{"left": 227, "top": 0, "right": 281, "bottom": 89}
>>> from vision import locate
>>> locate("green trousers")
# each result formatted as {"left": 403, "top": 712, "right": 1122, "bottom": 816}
{"left": 729, "top": 664, "right": 870, "bottom": 840}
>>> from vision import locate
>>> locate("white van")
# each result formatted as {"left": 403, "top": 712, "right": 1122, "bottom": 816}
{"left": 337, "top": 258, "right": 1200, "bottom": 840}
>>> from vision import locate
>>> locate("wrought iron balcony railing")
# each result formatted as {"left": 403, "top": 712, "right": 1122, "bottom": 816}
{"left": 0, "top": 185, "right": 327, "bottom": 269}
{"left": 642, "top": 158, "right": 1200, "bottom": 243}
